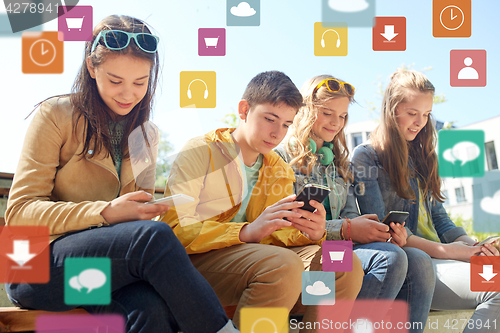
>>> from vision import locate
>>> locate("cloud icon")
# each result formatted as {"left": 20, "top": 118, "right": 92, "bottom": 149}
{"left": 328, "top": 0, "right": 369, "bottom": 12}
{"left": 443, "top": 141, "right": 480, "bottom": 166}
{"left": 481, "top": 190, "right": 500, "bottom": 215}
{"left": 306, "top": 281, "right": 331, "bottom": 296}
{"left": 230, "top": 2, "right": 256, "bottom": 17}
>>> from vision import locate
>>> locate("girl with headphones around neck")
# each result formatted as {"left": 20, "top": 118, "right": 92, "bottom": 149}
{"left": 275, "top": 74, "right": 434, "bottom": 333}
{"left": 5, "top": 15, "right": 238, "bottom": 333}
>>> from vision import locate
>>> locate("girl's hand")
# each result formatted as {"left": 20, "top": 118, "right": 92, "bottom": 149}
{"left": 289, "top": 200, "right": 326, "bottom": 241}
{"left": 388, "top": 222, "right": 407, "bottom": 247}
{"left": 479, "top": 242, "right": 500, "bottom": 256}
{"left": 239, "top": 195, "right": 300, "bottom": 243}
{"left": 444, "top": 242, "right": 483, "bottom": 262}
{"left": 349, "top": 214, "right": 390, "bottom": 243}
{"left": 101, "top": 191, "right": 170, "bottom": 224}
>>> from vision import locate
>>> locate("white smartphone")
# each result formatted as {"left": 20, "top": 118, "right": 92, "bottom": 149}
{"left": 474, "top": 235, "right": 500, "bottom": 247}
{"left": 146, "top": 194, "right": 195, "bottom": 207}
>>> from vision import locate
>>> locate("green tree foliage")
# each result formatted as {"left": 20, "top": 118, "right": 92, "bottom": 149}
{"left": 155, "top": 132, "right": 174, "bottom": 188}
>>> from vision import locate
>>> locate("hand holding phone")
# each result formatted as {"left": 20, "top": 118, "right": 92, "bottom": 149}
{"left": 474, "top": 235, "right": 500, "bottom": 247}
{"left": 146, "top": 194, "right": 195, "bottom": 207}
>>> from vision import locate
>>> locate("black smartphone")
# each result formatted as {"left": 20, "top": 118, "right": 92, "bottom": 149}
{"left": 295, "top": 184, "right": 331, "bottom": 212}
{"left": 381, "top": 211, "right": 409, "bottom": 226}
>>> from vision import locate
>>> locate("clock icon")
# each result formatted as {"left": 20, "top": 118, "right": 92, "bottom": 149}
{"left": 29, "top": 39, "right": 57, "bottom": 67}
{"left": 439, "top": 5, "right": 465, "bottom": 31}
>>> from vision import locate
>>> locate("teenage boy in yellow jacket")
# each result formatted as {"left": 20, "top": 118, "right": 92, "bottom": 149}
{"left": 160, "top": 71, "right": 363, "bottom": 331}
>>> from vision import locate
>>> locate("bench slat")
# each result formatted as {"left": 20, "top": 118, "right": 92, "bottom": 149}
{"left": 0, "top": 307, "right": 87, "bottom": 332}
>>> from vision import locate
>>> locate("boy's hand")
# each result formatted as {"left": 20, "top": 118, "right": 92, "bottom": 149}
{"left": 239, "top": 195, "right": 303, "bottom": 243}
{"left": 349, "top": 214, "right": 390, "bottom": 243}
{"left": 287, "top": 200, "right": 326, "bottom": 242}
{"left": 101, "top": 191, "right": 170, "bottom": 224}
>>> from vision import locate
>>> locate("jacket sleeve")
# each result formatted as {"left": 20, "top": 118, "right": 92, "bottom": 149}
{"left": 429, "top": 199, "right": 467, "bottom": 243}
{"left": 351, "top": 145, "right": 386, "bottom": 220}
{"left": 159, "top": 139, "right": 246, "bottom": 254}
{"left": 5, "top": 100, "right": 110, "bottom": 235}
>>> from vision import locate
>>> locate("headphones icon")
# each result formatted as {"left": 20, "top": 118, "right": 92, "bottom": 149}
{"left": 321, "top": 29, "right": 341, "bottom": 48}
{"left": 250, "top": 317, "right": 278, "bottom": 333}
{"left": 187, "top": 79, "right": 209, "bottom": 99}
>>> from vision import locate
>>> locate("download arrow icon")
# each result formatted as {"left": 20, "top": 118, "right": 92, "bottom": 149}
{"left": 479, "top": 265, "right": 497, "bottom": 282}
{"left": 381, "top": 25, "right": 398, "bottom": 41}
{"left": 6, "top": 240, "right": 36, "bottom": 267}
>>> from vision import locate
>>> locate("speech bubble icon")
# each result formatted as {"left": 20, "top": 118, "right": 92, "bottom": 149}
{"left": 69, "top": 276, "right": 83, "bottom": 292}
{"left": 77, "top": 268, "right": 107, "bottom": 294}
{"left": 443, "top": 141, "right": 480, "bottom": 166}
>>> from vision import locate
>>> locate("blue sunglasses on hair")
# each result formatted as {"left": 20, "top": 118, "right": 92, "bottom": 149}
{"left": 91, "top": 30, "right": 159, "bottom": 54}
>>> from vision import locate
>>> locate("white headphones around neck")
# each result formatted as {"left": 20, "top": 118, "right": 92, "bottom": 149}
{"left": 187, "top": 79, "right": 209, "bottom": 99}
{"left": 250, "top": 317, "right": 278, "bottom": 333}
{"left": 321, "top": 29, "right": 341, "bottom": 48}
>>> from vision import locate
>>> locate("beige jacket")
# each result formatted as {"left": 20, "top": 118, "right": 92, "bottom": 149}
{"left": 6, "top": 96, "right": 156, "bottom": 242}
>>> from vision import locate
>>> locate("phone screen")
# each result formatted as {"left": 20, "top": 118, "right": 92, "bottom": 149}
{"left": 381, "top": 211, "right": 409, "bottom": 226}
{"left": 295, "top": 185, "right": 331, "bottom": 212}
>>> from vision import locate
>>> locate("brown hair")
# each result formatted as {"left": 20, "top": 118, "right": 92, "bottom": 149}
{"left": 71, "top": 15, "right": 160, "bottom": 161}
{"left": 241, "top": 71, "right": 303, "bottom": 112}
{"left": 370, "top": 69, "right": 444, "bottom": 202}
{"left": 284, "top": 74, "right": 355, "bottom": 181}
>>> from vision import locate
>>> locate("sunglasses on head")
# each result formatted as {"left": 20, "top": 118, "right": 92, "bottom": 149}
{"left": 315, "top": 78, "right": 355, "bottom": 96}
{"left": 91, "top": 30, "right": 159, "bottom": 54}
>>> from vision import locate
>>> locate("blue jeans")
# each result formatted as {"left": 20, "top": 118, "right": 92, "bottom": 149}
{"left": 6, "top": 221, "right": 237, "bottom": 333}
{"left": 354, "top": 243, "right": 435, "bottom": 333}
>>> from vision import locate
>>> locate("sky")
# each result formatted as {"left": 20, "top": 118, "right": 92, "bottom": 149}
{"left": 0, "top": 0, "right": 499, "bottom": 173}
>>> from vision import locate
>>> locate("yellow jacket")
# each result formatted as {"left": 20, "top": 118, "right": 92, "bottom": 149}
{"left": 159, "top": 128, "right": 325, "bottom": 254}
{"left": 6, "top": 96, "right": 157, "bottom": 242}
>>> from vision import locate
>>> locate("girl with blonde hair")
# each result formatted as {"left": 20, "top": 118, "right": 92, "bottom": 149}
{"left": 352, "top": 69, "right": 500, "bottom": 333}
{"left": 276, "top": 74, "right": 434, "bottom": 333}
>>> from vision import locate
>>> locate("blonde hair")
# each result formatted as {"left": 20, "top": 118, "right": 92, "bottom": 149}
{"left": 284, "top": 74, "right": 354, "bottom": 181}
{"left": 370, "top": 69, "right": 444, "bottom": 202}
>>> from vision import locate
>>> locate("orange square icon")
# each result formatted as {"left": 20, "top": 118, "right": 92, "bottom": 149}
{"left": 0, "top": 226, "right": 50, "bottom": 283}
{"left": 22, "top": 31, "right": 64, "bottom": 74}
{"left": 373, "top": 17, "right": 406, "bottom": 51}
{"left": 471, "top": 256, "right": 500, "bottom": 292}
{"left": 433, "top": 0, "right": 471, "bottom": 37}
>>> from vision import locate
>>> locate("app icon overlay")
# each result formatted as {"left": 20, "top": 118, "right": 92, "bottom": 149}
{"left": 57, "top": 6, "right": 93, "bottom": 41}
{"left": 240, "top": 307, "right": 288, "bottom": 333}
{"left": 302, "top": 271, "right": 336, "bottom": 305}
{"left": 22, "top": 31, "right": 64, "bottom": 74}
{"left": 450, "top": 50, "right": 487, "bottom": 87}
{"left": 180, "top": 71, "right": 216, "bottom": 108}
{"left": 471, "top": 256, "right": 500, "bottom": 292}
{"left": 473, "top": 171, "right": 500, "bottom": 233}
{"left": 314, "top": 22, "right": 348, "bottom": 56}
{"left": 37, "top": 314, "right": 125, "bottom": 333}
{"left": 373, "top": 17, "right": 406, "bottom": 51}
{"left": 433, "top": 0, "right": 471, "bottom": 38}
{"left": 65, "top": 257, "right": 111, "bottom": 305}
{"left": 0, "top": 226, "right": 49, "bottom": 283}
{"left": 438, "top": 130, "right": 484, "bottom": 178}
{"left": 198, "top": 28, "right": 226, "bottom": 56}
{"left": 322, "top": 0, "right": 376, "bottom": 28}
{"left": 322, "top": 240, "right": 353, "bottom": 272}
{"left": 227, "top": 0, "right": 260, "bottom": 26}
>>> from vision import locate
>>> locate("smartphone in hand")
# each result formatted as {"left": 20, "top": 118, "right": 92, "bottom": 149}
{"left": 146, "top": 194, "right": 195, "bottom": 207}
{"left": 474, "top": 235, "right": 500, "bottom": 247}
{"left": 295, "top": 184, "right": 331, "bottom": 212}
{"left": 381, "top": 211, "right": 409, "bottom": 226}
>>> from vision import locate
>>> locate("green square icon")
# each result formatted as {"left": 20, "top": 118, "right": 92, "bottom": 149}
{"left": 64, "top": 257, "right": 111, "bottom": 305}
{"left": 438, "top": 130, "right": 485, "bottom": 178}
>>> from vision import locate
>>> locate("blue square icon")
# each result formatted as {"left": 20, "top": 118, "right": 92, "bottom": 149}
{"left": 227, "top": 0, "right": 260, "bottom": 26}
{"left": 302, "top": 271, "right": 336, "bottom": 305}
{"left": 322, "top": 0, "right": 376, "bottom": 28}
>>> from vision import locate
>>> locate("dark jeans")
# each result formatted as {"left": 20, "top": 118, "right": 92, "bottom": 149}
{"left": 6, "top": 221, "right": 233, "bottom": 333}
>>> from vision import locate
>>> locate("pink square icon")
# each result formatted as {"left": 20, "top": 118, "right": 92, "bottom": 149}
{"left": 322, "top": 240, "right": 353, "bottom": 272}
{"left": 198, "top": 28, "right": 226, "bottom": 56}
{"left": 36, "top": 314, "right": 124, "bottom": 332}
{"left": 450, "top": 50, "right": 487, "bottom": 87}
{"left": 58, "top": 6, "right": 93, "bottom": 41}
